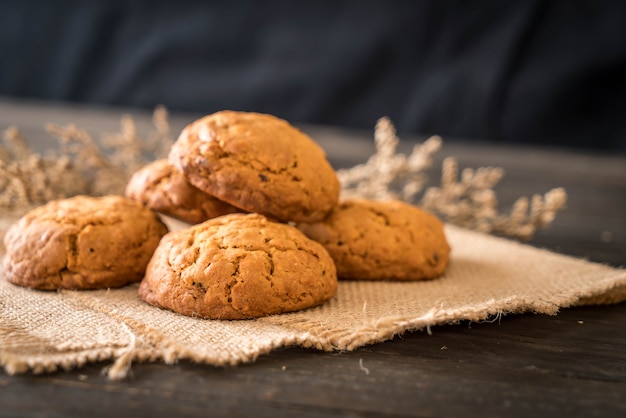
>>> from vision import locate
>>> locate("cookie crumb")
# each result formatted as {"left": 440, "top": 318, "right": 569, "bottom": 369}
{"left": 600, "top": 231, "right": 613, "bottom": 243}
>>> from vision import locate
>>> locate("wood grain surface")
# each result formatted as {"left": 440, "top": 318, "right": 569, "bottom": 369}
{"left": 1, "top": 97, "right": 625, "bottom": 417}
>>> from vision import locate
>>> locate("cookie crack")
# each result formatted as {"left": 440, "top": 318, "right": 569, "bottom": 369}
{"left": 367, "top": 208, "right": 392, "bottom": 226}
{"left": 153, "top": 174, "right": 178, "bottom": 208}
{"left": 166, "top": 229, "right": 201, "bottom": 276}
{"left": 266, "top": 251, "right": 275, "bottom": 288}
{"left": 225, "top": 256, "right": 244, "bottom": 304}
{"left": 58, "top": 233, "right": 78, "bottom": 281}
{"left": 212, "top": 143, "right": 300, "bottom": 179}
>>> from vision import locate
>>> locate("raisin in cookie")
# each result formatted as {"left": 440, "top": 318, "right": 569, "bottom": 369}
{"left": 168, "top": 111, "right": 340, "bottom": 223}
{"left": 3, "top": 195, "right": 168, "bottom": 290}
{"left": 125, "top": 159, "right": 242, "bottom": 224}
{"left": 297, "top": 199, "right": 450, "bottom": 281}
{"left": 138, "top": 213, "right": 338, "bottom": 319}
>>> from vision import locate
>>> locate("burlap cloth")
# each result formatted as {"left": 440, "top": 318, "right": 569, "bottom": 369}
{"left": 1, "top": 220, "right": 625, "bottom": 380}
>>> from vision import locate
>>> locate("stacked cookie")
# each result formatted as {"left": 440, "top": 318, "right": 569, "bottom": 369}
{"left": 127, "top": 110, "right": 450, "bottom": 318}
{"left": 125, "top": 159, "right": 242, "bottom": 225}
{"left": 2, "top": 110, "right": 450, "bottom": 320}
{"left": 297, "top": 199, "right": 450, "bottom": 281}
{"left": 130, "top": 111, "right": 341, "bottom": 319}
{"left": 2, "top": 195, "right": 168, "bottom": 290}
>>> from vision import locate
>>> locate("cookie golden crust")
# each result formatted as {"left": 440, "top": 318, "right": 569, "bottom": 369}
{"left": 125, "top": 159, "right": 242, "bottom": 224}
{"left": 168, "top": 111, "right": 340, "bottom": 223}
{"left": 296, "top": 199, "right": 450, "bottom": 281}
{"left": 138, "top": 213, "right": 338, "bottom": 319}
{"left": 2, "top": 195, "right": 169, "bottom": 290}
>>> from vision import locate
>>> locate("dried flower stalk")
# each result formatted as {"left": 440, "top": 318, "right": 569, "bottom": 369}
{"left": 338, "top": 117, "right": 567, "bottom": 239}
{"left": 421, "top": 157, "right": 504, "bottom": 234}
{"left": 491, "top": 188, "right": 568, "bottom": 239}
{"left": 1, "top": 127, "right": 87, "bottom": 212}
{"left": 338, "top": 117, "right": 441, "bottom": 202}
{"left": 144, "top": 105, "right": 175, "bottom": 159}
{"left": 0, "top": 108, "right": 174, "bottom": 223}
{"left": 1, "top": 110, "right": 566, "bottom": 240}
{"left": 421, "top": 157, "right": 567, "bottom": 239}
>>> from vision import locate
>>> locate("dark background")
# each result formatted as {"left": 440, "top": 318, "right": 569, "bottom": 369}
{"left": 1, "top": 0, "right": 625, "bottom": 152}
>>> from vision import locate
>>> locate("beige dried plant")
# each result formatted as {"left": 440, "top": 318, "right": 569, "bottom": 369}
{"left": 338, "top": 117, "right": 441, "bottom": 202}
{"left": 143, "top": 105, "right": 175, "bottom": 159}
{"left": 338, "top": 117, "right": 567, "bottom": 240}
{"left": 1, "top": 110, "right": 566, "bottom": 241}
{"left": 0, "top": 107, "right": 174, "bottom": 220}
{"left": 1, "top": 127, "right": 87, "bottom": 212}
{"left": 421, "top": 157, "right": 567, "bottom": 239}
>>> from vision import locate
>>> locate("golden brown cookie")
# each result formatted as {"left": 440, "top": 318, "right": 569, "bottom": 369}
{"left": 125, "top": 159, "right": 242, "bottom": 224}
{"left": 168, "top": 111, "right": 340, "bottom": 223}
{"left": 3, "top": 195, "right": 168, "bottom": 290}
{"left": 297, "top": 199, "right": 450, "bottom": 280}
{"left": 138, "top": 213, "right": 338, "bottom": 319}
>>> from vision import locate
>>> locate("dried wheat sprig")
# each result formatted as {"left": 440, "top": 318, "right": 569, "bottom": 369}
{"left": 0, "top": 108, "right": 175, "bottom": 241}
{"left": 490, "top": 188, "right": 567, "bottom": 239}
{"left": 338, "top": 118, "right": 567, "bottom": 239}
{"left": 46, "top": 123, "right": 128, "bottom": 195}
{"left": 1, "top": 107, "right": 174, "bottom": 214}
{"left": 1, "top": 110, "right": 566, "bottom": 240}
{"left": 46, "top": 123, "right": 111, "bottom": 170}
{"left": 99, "top": 107, "right": 174, "bottom": 173}
{"left": 420, "top": 156, "right": 567, "bottom": 238}
{"left": 338, "top": 116, "right": 441, "bottom": 202}
{"left": 1, "top": 126, "right": 31, "bottom": 162}
{"left": 0, "top": 160, "right": 30, "bottom": 209}
{"left": 100, "top": 114, "right": 145, "bottom": 172}
{"left": 421, "top": 157, "right": 505, "bottom": 233}
{"left": 146, "top": 105, "right": 175, "bottom": 159}
{"left": 0, "top": 149, "right": 86, "bottom": 211}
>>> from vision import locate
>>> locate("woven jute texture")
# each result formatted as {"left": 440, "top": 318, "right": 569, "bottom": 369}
{"left": 1, "top": 222, "right": 625, "bottom": 380}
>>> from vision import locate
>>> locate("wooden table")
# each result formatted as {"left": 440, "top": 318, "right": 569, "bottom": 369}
{"left": 1, "top": 98, "right": 625, "bottom": 417}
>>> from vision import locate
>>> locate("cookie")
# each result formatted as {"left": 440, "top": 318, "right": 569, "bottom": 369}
{"left": 138, "top": 213, "right": 338, "bottom": 319}
{"left": 125, "top": 159, "right": 242, "bottom": 224}
{"left": 3, "top": 195, "right": 168, "bottom": 290}
{"left": 168, "top": 110, "right": 340, "bottom": 223}
{"left": 297, "top": 199, "right": 450, "bottom": 280}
